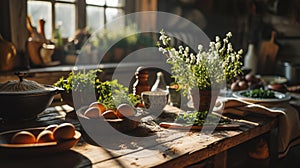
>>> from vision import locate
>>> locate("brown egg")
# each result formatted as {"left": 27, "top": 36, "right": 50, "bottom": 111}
{"left": 89, "top": 102, "right": 106, "bottom": 114}
{"left": 84, "top": 107, "right": 101, "bottom": 119}
{"left": 116, "top": 104, "right": 136, "bottom": 118}
{"left": 11, "top": 131, "right": 36, "bottom": 144}
{"left": 102, "top": 110, "right": 119, "bottom": 119}
{"left": 44, "top": 124, "right": 58, "bottom": 132}
{"left": 53, "top": 123, "right": 75, "bottom": 141}
{"left": 238, "top": 80, "right": 248, "bottom": 90}
{"left": 245, "top": 74, "right": 257, "bottom": 82}
{"left": 230, "top": 82, "right": 240, "bottom": 91}
{"left": 36, "top": 130, "right": 55, "bottom": 143}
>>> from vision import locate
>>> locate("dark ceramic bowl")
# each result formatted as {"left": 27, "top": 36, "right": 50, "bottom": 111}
{"left": 0, "top": 85, "right": 64, "bottom": 121}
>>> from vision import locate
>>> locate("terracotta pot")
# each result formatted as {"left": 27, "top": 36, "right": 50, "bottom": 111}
{"left": 61, "top": 89, "right": 98, "bottom": 108}
{"left": 190, "top": 87, "right": 220, "bottom": 112}
{"left": 0, "top": 34, "right": 17, "bottom": 71}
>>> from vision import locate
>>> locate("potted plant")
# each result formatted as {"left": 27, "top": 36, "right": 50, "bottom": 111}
{"left": 157, "top": 30, "right": 243, "bottom": 115}
{"left": 54, "top": 69, "right": 140, "bottom": 109}
{"left": 54, "top": 69, "right": 102, "bottom": 107}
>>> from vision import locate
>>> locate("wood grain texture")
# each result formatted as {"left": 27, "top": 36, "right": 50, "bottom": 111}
{"left": 0, "top": 105, "right": 279, "bottom": 168}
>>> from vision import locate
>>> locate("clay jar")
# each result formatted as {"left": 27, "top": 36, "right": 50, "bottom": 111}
{"left": 0, "top": 34, "right": 17, "bottom": 71}
{"left": 190, "top": 87, "right": 220, "bottom": 113}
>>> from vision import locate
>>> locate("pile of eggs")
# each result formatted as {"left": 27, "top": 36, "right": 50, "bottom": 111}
{"left": 83, "top": 102, "right": 136, "bottom": 120}
{"left": 230, "top": 74, "right": 264, "bottom": 91}
{"left": 11, "top": 123, "right": 76, "bottom": 144}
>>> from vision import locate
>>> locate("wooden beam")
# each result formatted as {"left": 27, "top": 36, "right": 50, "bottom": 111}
{"left": 0, "top": 0, "right": 11, "bottom": 41}
{"left": 9, "top": 0, "right": 28, "bottom": 52}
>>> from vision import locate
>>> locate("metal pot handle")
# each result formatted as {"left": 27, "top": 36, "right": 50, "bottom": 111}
{"left": 14, "top": 72, "right": 28, "bottom": 82}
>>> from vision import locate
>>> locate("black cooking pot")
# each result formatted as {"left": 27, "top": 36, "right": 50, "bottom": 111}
{"left": 280, "top": 62, "right": 300, "bottom": 85}
{"left": 0, "top": 73, "right": 64, "bottom": 121}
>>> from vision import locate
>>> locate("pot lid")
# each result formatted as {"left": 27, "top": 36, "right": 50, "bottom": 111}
{"left": 0, "top": 72, "right": 55, "bottom": 94}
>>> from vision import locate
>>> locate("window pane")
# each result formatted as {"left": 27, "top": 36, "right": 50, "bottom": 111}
{"left": 27, "top": 1, "right": 52, "bottom": 39}
{"left": 106, "top": 8, "right": 124, "bottom": 24}
{"left": 55, "top": 3, "right": 76, "bottom": 38}
{"left": 106, "top": 0, "right": 124, "bottom": 7}
{"left": 86, "top": 0, "right": 105, "bottom": 6}
{"left": 87, "top": 6, "right": 104, "bottom": 33}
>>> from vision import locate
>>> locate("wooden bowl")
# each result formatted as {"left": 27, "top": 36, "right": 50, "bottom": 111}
{"left": 0, "top": 127, "right": 81, "bottom": 156}
{"left": 76, "top": 106, "right": 141, "bottom": 133}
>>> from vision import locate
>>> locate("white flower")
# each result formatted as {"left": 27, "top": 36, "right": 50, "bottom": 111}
{"left": 209, "top": 42, "right": 215, "bottom": 49}
{"left": 215, "top": 42, "right": 221, "bottom": 50}
{"left": 158, "top": 47, "right": 167, "bottom": 54}
{"left": 223, "top": 38, "right": 228, "bottom": 44}
{"left": 186, "top": 57, "right": 190, "bottom": 63}
{"left": 185, "top": 46, "right": 189, "bottom": 53}
{"left": 196, "top": 53, "right": 201, "bottom": 64}
{"left": 198, "top": 44, "right": 203, "bottom": 52}
{"left": 238, "top": 49, "right": 243, "bottom": 55}
{"left": 179, "top": 45, "right": 184, "bottom": 50}
{"left": 226, "top": 32, "right": 232, "bottom": 38}
{"left": 190, "top": 53, "right": 196, "bottom": 64}
{"left": 169, "top": 48, "right": 176, "bottom": 57}
{"left": 159, "top": 30, "right": 171, "bottom": 46}
{"left": 162, "top": 38, "right": 169, "bottom": 46}
{"left": 215, "top": 36, "right": 220, "bottom": 42}
{"left": 227, "top": 43, "right": 233, "bottom": 53}
{"left": 230, "top": 53, "right": 235, "bottom": 62}
{"left": 213, "top": 51, "right": 219, "bottom": 58}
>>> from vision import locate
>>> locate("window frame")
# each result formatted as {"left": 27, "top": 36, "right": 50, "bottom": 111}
{"left": 27, "top": 0, "right": 78, "bottom": 39}
{"left": 86, "top": 0, "right": 125, "bottom": 28}
{"left": 27, "top": 0, "right": 126, "bottom": 40}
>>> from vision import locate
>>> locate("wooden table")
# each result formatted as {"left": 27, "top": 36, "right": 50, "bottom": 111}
{"left": 0, "top": 105, "right": 279, "bottom": 168}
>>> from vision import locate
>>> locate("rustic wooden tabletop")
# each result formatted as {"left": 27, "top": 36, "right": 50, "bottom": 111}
{"left": 0, "top": 104, "right": 278, "bottom": 168}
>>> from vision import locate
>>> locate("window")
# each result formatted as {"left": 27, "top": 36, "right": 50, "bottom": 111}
{"left": 86, "top": 0, "right": 125, "bottom": 33}
{"left": 27, "top": 0, "right": 76, "bottom": 39}
{"left": 27, "top": 0, "right": 125, "bottom": 39}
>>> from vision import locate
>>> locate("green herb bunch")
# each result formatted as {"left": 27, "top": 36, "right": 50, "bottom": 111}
{"left": 97, "top": 79, "right": 141, "bottom": 109}
{"left": 241, "top": 88, "right": 276, "bottom": 99}
{"left": 54, "top": 69, "right": 140, "bottom": 109}
{"left": 175, "top": 111, "right": 231, "bottom": 126}
{"left": 54, "top": 69, "right": 102, "bottom": 93}
{"left": 157, "top": 30, "right": 243, "bottom": 96}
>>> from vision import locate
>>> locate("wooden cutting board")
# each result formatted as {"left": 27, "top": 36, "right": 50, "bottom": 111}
{"left": 159, "top": 122, "right": 240, "bottom": 130}
{"left": 257, "top": 31, "right": 279, "bottom": 75}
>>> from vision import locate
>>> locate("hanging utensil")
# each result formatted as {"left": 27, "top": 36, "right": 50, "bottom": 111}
{"left": 257, "top": 31, "right": 279, "bottom": 75}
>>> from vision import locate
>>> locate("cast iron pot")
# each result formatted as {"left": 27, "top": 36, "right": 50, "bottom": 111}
{"left": 282, "top": 62, "right": 300, "bottom": 85}
{"left": 0, "top": 73, "right": 64, "bottom": 121}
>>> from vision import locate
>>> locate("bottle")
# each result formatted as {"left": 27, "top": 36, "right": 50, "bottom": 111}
{"left": 132, "top": 67, "right": 151, "bottom": 107}
{"left": 151, "top": 71, "right": 168, "bottom": 93}
{"left": 133, "top": 67, "right": 151, "bottom": 96}
{"left": 244, "top": 43, "right": 257, "bottom": 75}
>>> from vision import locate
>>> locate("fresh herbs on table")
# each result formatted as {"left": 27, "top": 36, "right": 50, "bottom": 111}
{"left": 175, "top": 111, "right": 231, "bottom": 126}
{"left": 54, "top": 69, "right": 102, "bottom": 93}
{"left": 54, "top": 69, "right": 141, "bottom": 109}
{"left": 96, "top": 80, "right": 141, "bottom": 109}
{"left": 241, "top": 89, "right": 276, "bottom": 99}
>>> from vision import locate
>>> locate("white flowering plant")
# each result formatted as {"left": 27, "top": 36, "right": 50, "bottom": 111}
{"left": 157, "top": 30, "right": 243, "bottom": 96}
